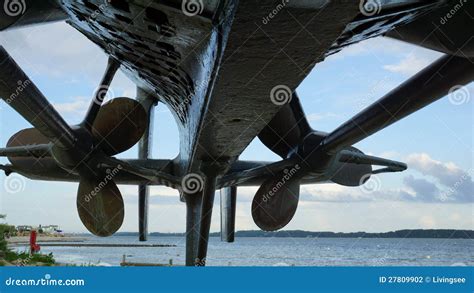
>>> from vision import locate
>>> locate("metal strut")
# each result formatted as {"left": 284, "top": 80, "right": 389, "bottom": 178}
{"left": 220, "top": 186, "right": 237, "bottom": 242}
{"left": 183, "top": 163, "right": 220, "bottom": 266}
{"left": 136, "top": 88, "right": 157, "bottom": 241}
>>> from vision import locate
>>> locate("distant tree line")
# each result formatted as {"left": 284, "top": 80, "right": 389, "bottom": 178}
{"left": 113, "top": 229, "right": 473, "bottom": 239}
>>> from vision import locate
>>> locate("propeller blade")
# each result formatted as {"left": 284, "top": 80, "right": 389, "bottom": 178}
{"left": 77, "top": 175, "right": 124, "bottom": 237}
{"left": 258, "top": 93, "right": 313, "bottom": 158}
{"left": 6, "top": 128, "right": 58, "bottom": 173}
{"left": 321, "top": 55, "right": 474, "bottom": 155}
{"left": 0, "top": 46, "right": 77, "bottom": 149}
{"left": 91, "top": 97, "right": 148, "bottom": 156}
{"left": 251, "top": 173, "right": 300, "bottom": 231}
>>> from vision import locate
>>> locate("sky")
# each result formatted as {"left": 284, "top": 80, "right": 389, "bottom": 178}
{"left": 0, "top": 21, "right": 472, "bottom": 234}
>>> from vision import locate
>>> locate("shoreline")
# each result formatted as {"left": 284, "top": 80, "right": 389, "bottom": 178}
{"left": 7, "top": 235, "right": 87, "bottom": 245}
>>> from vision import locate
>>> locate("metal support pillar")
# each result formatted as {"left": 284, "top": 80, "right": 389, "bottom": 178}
{"left": 220, "top": 186, "right": 237, "bottom": 242}
{"left": 137, "top": 87, "right": 156, "bottom": 241}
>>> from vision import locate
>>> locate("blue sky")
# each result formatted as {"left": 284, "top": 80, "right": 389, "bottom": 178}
{"left": 0, "top": 22, "right": 472, "bottom": 233}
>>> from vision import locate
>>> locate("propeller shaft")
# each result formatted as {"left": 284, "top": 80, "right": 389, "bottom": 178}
{"left": 0, "top": 46, "right": 77, "bottom": 149}
{"left": 82, "top": 57, "right": 120, "bottom": 130}
{"left": 321, "top": 55, "right": 474, "bottom": 154}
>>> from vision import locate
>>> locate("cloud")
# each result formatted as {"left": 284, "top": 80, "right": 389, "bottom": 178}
{"left": 401, "top": 175, "right": 439, "bottom": 202}
{"left": 405, "top": 153, "right": 473, "bottom": 203}
{"left": 383, "top": 53, "right": 431, "bottom": 75}
{"left": 0, "top": 22, "right": 135, "bottom": 95}
{"left": 418, "top": 215, "right": 436, "bottom": 229}
{"left": 300, "top": 184, "right": 373, "bottom": 202}
{"left": 296, "top": 153, "right": 473, "bottom": 204}
{"left": 52, "top": 97, "right": 90, "bottom": 116}
{"left": 328, "top": 37, "right": 405, "bottom": 60}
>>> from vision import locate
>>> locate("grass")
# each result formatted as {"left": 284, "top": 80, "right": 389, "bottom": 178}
{"left": 0, "top": 215, "right": 56, "bottom": 266}
{"left": 3, "top": 250, "right": 55, "bottom": 266}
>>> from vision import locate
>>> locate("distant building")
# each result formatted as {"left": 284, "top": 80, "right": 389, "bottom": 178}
{"left": 40, "top": 225, "right": 60, "bottom": 233}
{"left": 16, "top": 225, "right": 32, "bottom": 233}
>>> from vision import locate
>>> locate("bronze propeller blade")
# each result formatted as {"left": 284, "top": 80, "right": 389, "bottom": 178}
{"left": 1, "top": 50, "right": 135, "bottom": 237}
{"left": 253, "top": 94, "right": 313, "bottom": 231}
{"left": 251, "top": 170, "right": 301, "bottom": 231}
{"left": 253, "top": 54, "right": 474, "bottom": 233}
{"left": 77, "top": 174, "right": 125, "bottom": 237}
{"left": 91, "top": 97, "right": 148, "bottom": 156}
{"left": 6, "top": 128, "right": 58, "bottom": 173}
{"left": 258, "top": 93, "right": 312, "bottom": 159}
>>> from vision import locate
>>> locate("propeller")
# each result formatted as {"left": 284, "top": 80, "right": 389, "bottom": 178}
{"left": 0, "top": 47, "right": 149, "bottom": 236}
{"left": 255, "top": 94, "right": 312, "bottom": 230}
{"left": 255, "top": 54, "right": 474, "bottom": 231}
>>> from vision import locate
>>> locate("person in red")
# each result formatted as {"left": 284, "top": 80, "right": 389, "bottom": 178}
{"left": 29, "top": 230, "right": 41, "bottom": 254}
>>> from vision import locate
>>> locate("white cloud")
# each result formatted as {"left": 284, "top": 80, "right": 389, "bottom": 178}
{"left": 301, "top": 184, "right": 372, "bottom": 202}
{"left": 328, "top": 37, "right": 405, "bottom": 60}
{"left": 0, "top": 22, "right": 136, "bottom": 95}
{"left": 295, "top": 153, "right": 473, "bottom": 204}
{"left": 405, "top": 153, "right": 473, "bottom": 203}
{"left": 419, "top": 215, "right": 436, "bottom": 229}
{"left": 52, "top": 97, "right": 90, "bottom": 116}
{"left": 383, "top": 53, "right": 431, "bottom": 75}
